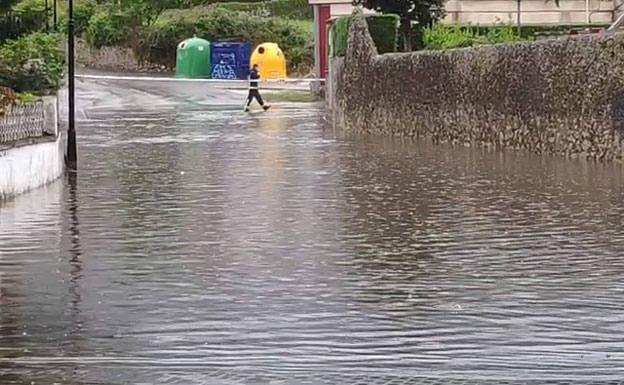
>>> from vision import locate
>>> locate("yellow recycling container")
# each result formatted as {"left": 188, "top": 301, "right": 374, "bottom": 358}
{"left": 250, "top": 43, "right": 287, "bottom": 80}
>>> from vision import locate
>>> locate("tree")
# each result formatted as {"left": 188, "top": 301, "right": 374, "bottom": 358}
{"left": 115, "top": 0, "right": 191, "bottom": 26}
{"left": 354, "top": 0, "right": 445, "bottom": 51}
{"left": 0, "top": 0, "right": 18, "bottom": 11}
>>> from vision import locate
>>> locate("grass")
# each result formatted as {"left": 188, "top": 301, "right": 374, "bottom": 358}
{"left": 266, "top": 90, "right": 320, "bottom": 103}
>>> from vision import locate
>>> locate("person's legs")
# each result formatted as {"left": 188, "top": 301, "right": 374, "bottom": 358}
{"left": 253, "top": 90, "right": 270, "bottom": 111}
{"left": 244, "top": 91, "right": 253, "bottom": 111}
{"left": 254, "top": 91, "right": 264, "bottom": 106}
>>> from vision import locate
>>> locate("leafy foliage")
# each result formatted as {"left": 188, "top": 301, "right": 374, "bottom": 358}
{"left": 56, "top": 0, "right": 101, "bottom": 35}
{"left": 13, "top": 0, "right": 45, "bottom": 12}
{"left": 331, "top": 17, "right": 349, "bottom": 57}
{"left": 0, "top": 32, "right": 65, "bottom": 93}
{"left": 423, "top": 23, "right": 525, "bottom": 50}
{"left": 354, "top": 0, "right": 446, "bottom": 51}
{"left": 0, "top": 0, "right": 18, "bottom": 11}
{"left": 86, "top": 11, "right": 131, "bottom": 47}
{"left": 114, "top": 0, "right": 192, "bottom": 26}
{"left": 0, "top": 10, "right": 48, "bottom": 41}
{"left": 79, "top": 0, "right": 315, "bottom": 74}
{"left": 331, "top": 14, "right": 400, "bottom": 57}
{"left": 73, "top": 0, "right": 98, "bottom": 34}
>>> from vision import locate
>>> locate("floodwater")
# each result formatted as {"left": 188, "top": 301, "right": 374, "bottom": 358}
{"left": 2, "top": 78, "right": 624, "bottom": 385}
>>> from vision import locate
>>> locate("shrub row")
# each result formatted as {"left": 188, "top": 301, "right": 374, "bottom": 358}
{"left": 331, "top": 14, "right": 400, "bottom": 57}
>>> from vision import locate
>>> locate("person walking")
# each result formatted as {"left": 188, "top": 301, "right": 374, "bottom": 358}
{"left": 244, "top": 64, "right": 270, "bottom": 112}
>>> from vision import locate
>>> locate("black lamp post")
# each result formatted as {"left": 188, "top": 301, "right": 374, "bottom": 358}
{"left": 66, "top": 0, "right": 77, "bottom": 169}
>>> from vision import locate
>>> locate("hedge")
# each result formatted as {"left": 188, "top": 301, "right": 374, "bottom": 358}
{"left": 331, "top": 14, "right": 400, "bottom": 57}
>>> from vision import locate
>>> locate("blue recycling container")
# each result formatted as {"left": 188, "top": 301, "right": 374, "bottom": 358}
{"left": 210, "top": 42, "right": 253, "bottom": 80}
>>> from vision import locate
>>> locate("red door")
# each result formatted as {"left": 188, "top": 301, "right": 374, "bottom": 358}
{"left": 318, "top": 5, "right": 330, "bottom": 82}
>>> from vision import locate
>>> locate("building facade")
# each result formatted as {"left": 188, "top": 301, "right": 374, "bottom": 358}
{"left": 445, "top": 0, "right": 617, "bottom": 25}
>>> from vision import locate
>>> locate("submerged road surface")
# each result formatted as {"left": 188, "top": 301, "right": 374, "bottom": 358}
{"left": 2, "top": 78, "right": 624, "bottom": 384}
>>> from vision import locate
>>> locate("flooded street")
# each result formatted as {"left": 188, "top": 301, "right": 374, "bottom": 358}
{"left": 2, "top": 78, "right": 624, "bottom": 384}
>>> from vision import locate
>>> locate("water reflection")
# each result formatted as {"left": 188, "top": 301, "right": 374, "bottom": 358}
{"left": 2, "top": 81, "right": 624, "bottom": 383}
{"left": 64, "top": 171, "right": 83, "bottom": 382}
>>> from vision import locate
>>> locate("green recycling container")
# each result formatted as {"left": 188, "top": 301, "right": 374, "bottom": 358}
{"left": 175, "top": 37, "right": 211, "bottom": 78}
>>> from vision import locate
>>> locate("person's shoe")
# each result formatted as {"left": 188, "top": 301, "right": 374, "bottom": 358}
{"left": 243, "top": 106, "right": 250, "bottom": 112}
{"left": 263, "top": 104, "right": 271, "bottom": 111}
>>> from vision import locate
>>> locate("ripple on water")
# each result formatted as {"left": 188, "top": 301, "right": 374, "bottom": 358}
{"left": 2, "top": 88, "right": 624, "bottom": 384}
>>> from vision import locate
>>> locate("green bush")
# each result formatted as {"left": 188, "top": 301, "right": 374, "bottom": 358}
{"left": 331, "top": 17, "right": 348, "bottom": 57}
{"left": 0, "top": 32, "right": 64, "bottom": 93}
{"left": 57, "top": 0, "right": 98, "bottom": 35}
{"left": 74, "top": 0, "right": 98, "bottom": 34}
{"left": 423, "top": 24, "right": 525, "bottom": 50}
{"left": 12, "top": 0, "right": 45, "bottom": 12}
{"left": 86, "top": 11, "right": 131, "bottom": 47}
{"left": 331, "top": 14, "right": 400, "bottom": 57}
{"left": 366, "top": 15, "right": 400, "bottom": 54}
{"left": 423, "top": 24, "right": 485, "bottom": 50}
{"left": 141, "top": 8, "right": 313, "bottom": 73}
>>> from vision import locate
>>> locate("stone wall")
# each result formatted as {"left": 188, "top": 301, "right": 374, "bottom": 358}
{"left": 330, "top": 9, "right": 624, "bottom": 161}
{"left": 76, "top": 40, "right": 170, "bottom": 73}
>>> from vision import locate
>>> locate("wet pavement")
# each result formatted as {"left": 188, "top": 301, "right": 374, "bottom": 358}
{"left": 2, "top": 78, "right": 624, "bottom": 384}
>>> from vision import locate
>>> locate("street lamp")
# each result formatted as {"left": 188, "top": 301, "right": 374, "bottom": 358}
{"left": 66, "top": 0, "right": 77, "bottom": 169}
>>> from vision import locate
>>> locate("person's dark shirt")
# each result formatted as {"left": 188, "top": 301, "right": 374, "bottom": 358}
{"left": 249, "top": 69, "right": 260, "bottom": 90}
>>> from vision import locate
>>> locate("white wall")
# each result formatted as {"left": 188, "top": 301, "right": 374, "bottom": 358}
{"left": 311, "top": 0, "right": 616, "bottom": 25}
{"left": 444, "top": 0, "right": 615, "bottom": 25}
{"left": 0, "top": 97, "right": 65, "bottom": 200}
{"left": 0, "top": 136, "right": 65, "bottom": 200}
